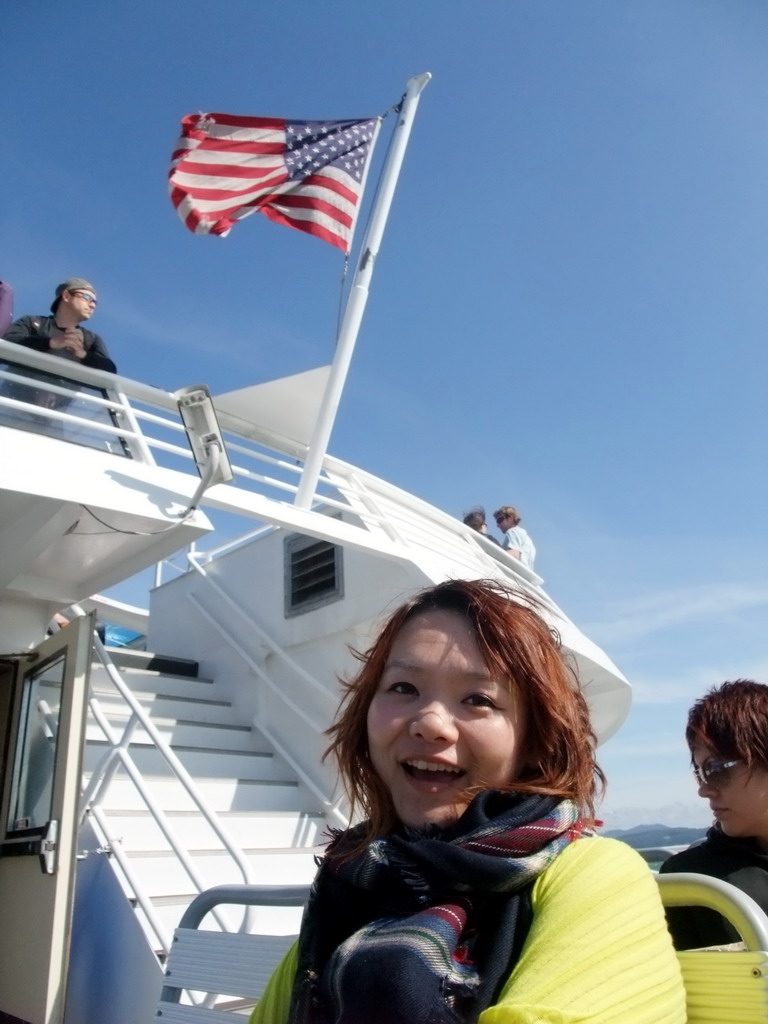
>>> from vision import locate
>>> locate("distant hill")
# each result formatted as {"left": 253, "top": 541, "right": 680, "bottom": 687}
{"left": 603, "top": 824, "right": 707, "bottom": 850}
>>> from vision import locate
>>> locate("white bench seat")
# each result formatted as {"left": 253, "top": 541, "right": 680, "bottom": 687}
{"left": 155, "top": 873, "right": 768, "bottom": 1023}
{"left": 155, "top": 884, "right": 308, "bottom": 1022}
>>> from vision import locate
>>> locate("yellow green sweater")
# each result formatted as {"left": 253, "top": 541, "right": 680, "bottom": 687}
{"left": 249, "top": 836, "right": 686, "bottom": 1023}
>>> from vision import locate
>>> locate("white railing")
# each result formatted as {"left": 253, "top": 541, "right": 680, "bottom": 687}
{"left": 73, "top": 621, "right": 259, "bottom": 954}
{"left": 0, "top": 340, "right": 344, "bottom": 510}
{"left": 0, "top": 340, "right": 553, "bottom": 635}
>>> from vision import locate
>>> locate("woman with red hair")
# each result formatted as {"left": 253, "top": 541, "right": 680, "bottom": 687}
{"left": 251, "top": 579, "right": 684, "bottom": 1023}
{"left": 661, "top": 679, "right": 768, "bottom": 949}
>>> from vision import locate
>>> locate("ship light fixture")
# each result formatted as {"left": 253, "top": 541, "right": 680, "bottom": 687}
{"left": 175, "top": 384, "right": 234, "bottom": 514}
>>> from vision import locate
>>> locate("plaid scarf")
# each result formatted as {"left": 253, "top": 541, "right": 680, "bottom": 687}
{"left": 288, "top": 791, "right": 586, "bottom": 1024}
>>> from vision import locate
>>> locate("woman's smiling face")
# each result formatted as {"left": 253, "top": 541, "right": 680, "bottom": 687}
{"left": 366, "top": 609, "right": 527, "bottom": 829}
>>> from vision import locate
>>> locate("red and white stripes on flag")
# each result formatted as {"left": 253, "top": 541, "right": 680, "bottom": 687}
{"left": 169, "top": 112, "right": 379, "bottom": 252}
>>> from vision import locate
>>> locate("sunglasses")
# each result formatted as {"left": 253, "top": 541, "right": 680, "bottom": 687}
{"left": 72, "top": 290, "right": 98, "bottom": 306}
{"left": 692, "top": 758, "right": 743, "bottom": 788}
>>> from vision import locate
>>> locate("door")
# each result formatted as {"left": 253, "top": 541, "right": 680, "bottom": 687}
{"left": 0, "top": 616, "right": 93, "bottom": 1024}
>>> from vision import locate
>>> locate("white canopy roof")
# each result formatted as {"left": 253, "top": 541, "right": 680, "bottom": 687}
{"left": 213, "top": 365, "right": 331, "bottom": 450}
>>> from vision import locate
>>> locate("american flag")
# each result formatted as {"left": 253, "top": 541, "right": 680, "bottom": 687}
{"left": 169, "top": 112, "right": 379, "bottom": 252}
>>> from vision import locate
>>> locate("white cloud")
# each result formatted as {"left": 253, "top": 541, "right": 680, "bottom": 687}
{"left": 584, "top": 582, "right": 768, "bottom": 647}
{"left": 628, "top": 657, "right": 768, "bottom": 705}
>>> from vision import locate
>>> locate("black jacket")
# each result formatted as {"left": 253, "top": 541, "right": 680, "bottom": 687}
{"left": 659, "top": 827, "right": 768, "bottom": 949}
{"left": 4, "top": 314, "right": 116, "bottom": 373}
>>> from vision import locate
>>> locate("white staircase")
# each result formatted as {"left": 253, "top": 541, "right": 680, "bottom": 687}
{"left": 69, "top": 648, "right": 325, "bottom": 951}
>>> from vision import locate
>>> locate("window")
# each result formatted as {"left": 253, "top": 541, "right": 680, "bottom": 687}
{"left": 284, "top": 532, "right": 344, "bottom": 616}
{"left": 6, "top": 654, "right": 65, "bottom": 835}
{"left": 0, "top": 361, "right": 131, "bottom": 456}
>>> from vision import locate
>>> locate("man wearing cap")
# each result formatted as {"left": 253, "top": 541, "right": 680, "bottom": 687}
{"left": 493, "top": 505, "right": 537, "bottom": 570}
{"left": 3, "top": 278, "right": 116, "bottom": 372}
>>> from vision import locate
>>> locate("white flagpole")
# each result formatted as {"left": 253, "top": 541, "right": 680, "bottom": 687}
{"left": 294, "top": 72, "right": 431, "bottom": 509}
{"left": 339, "top": 114, "right": 383, "bottom": 274}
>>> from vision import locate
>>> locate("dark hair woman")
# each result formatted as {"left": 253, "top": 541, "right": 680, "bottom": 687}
{"left": 661, "top": 679, "right": 768, "bottom": 950}
{"left": 250, "top": 579, "right": 685, "bottom": 1024}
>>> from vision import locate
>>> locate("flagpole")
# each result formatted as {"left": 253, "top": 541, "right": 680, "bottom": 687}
{"left": 339, "top": 114, "right": 383, "bottom": 274}
{"left": 293, "top": 72, "right": 432, "bottom": 509}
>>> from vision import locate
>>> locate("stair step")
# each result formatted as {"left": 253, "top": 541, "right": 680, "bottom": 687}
{"left": 115, "top": 847, "right": 321, "bottom": 898}
{"left": 84, "top": 718, "right": 259, "bottom": 752}
{"left": 89, "top": 665, "right": 215, "bottom": 699}
{"left": 105, "top": 648, "right": 200, "bottom": 678}
{"left": 89, "top": 776, "right": 307, "bottom": 813}
{"left": 96, "top": 809, "right": 325, "bottom": 851}
{"left": 88, "top": 690, "right": 238, "bottom": 725}
{"left": 83, "top": 742, "right": 289, "bottom": 780}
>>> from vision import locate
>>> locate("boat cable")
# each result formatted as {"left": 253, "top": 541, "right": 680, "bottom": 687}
{"left": 74, "top": 504, "right": 196, "bottom": 536}
{"left": 72, "top": 440, "right": 226, "bottom": 536}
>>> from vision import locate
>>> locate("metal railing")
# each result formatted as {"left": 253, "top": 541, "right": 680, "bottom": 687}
{"left": 1, "top": 339, "right": 549, "bottom": 610}
{"left": 70, "top": 613, "right": 260, "bottom": 955}
{"left": 157, "top": 883, "right": 310, "bottom": 1012}
{"left": 657, "top": 872, "right": 768, "bottom": 951}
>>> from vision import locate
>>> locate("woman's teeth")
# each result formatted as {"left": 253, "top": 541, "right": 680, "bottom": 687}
{"left": 404, "top": 760, "right": 464, "bottom": 780}
{"left": 407, "top": 760, "right": 457, "bottom": 772}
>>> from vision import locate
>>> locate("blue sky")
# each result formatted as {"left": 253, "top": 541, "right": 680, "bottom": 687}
{"left": 4, "top": 0, "right": 768, "bottom": 828}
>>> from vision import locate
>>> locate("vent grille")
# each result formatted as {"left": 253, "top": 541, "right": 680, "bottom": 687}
{"left": 285, "top": 533, "right": 344, "bottom": 616}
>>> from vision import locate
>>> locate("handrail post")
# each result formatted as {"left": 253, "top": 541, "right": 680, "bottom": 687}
{"left": 110, "top": 385, "right": 156, "bottom": 464}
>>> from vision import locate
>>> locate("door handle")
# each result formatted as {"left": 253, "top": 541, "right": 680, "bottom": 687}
{"left": 0, "top": 819, "right": 59, "bottom": 874}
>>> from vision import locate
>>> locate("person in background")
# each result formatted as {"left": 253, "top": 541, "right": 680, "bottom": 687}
{"left": 4, "top": 278, "right": 116, "bottom": 373}
{"left": 0, "top": 280, "right": 14, "bottom": 336}
{"left": 46, "top": 612, "right": 70, "bottom": 636}
{"left": 493, "top": 506, "right": 536, "bottom": 570}
{"left": 2, "top": 278, "right": 116, "bottom": 418}
{"left": 250, "top": 579, "right": 685, "bottom": 1024}
{"left": 660, "top": 679, "right": 768, "bottom": 949}
{"left": 462, "top": 506, "right": 500, "bottom": 545}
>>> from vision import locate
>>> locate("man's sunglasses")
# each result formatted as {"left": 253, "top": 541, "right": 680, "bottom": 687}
{"left": 71, "top": 290, "right": 98, "bottom": 306}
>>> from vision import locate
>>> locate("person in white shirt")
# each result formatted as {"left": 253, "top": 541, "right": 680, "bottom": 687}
{"left": 493, "top": 505, "right": 536, "bottom": 570}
